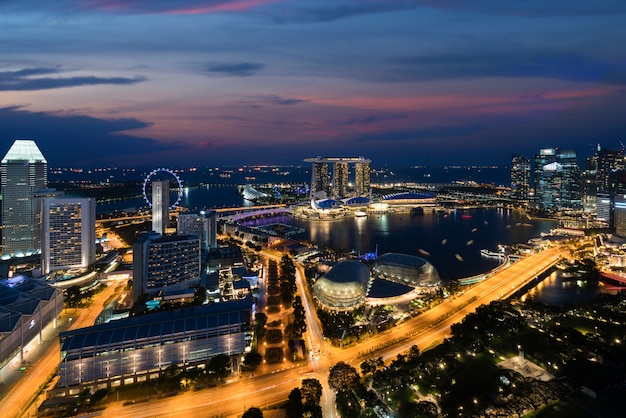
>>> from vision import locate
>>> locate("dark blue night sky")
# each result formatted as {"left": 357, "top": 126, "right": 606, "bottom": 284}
{"left": 1, "top": 1, "right": 625, "bottom": 167}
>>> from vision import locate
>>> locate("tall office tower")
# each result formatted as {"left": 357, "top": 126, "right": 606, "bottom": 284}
{"left": 354, "top": 159, "right": 371, "bottom": 197}
{"left": 41, "top": 194, "right": 96, "bottom": 275}
{"left": 534, "top": 148, "right": 581, "bottom": 210}
{"left": 614, "top": 195, "right": 626, "bottom": 236}
{"left": 596, "top": 145, "right": 624, "bottom": 194}
{"left": 132, "top": 232, "right": 201, "bottom": 301}
{"left": 558, "top": 149, "right": 581, "bottom": 209}
{"left": 151, "top": 180, "right": 169, "bottom": 235}
{"left": 534, "top": 148, "right": 558, "bottom": 209}
{"left": 206, "top": 210, "right": 218, "bottom": 249}
{"left": 333, "top": 161, "right": 349, "bottom": 199}
{"left": 582, "top": 155, "right": 598, "bottom": 213}
{"left": 1, "top": 139, "right": 47, "bottom": 256}
{"left": 607, "top": 170, "right": 626, "bottom": 230}
{"left": 311, "top": 161, "right": 331, "bottom": 199}
{"left": 177, "top": 210, "right": 217, "bottom": 250}
{"left": 510, "top": 154, "right": 531, "bottom": 203}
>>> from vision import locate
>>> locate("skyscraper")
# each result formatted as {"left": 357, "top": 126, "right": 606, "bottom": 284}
{"left": 534, "top": 148, "right": 558, "bottom": 210}
{"left": 40, "top": 194, "right": 96, "bottom": 275}
{"left": 354, "top": 159, "right": 371, "bottom": 197}
{"left": 510, "top": 154, "right": 530, "bottom": 203}
{"left": 582, "top": 155, "right": 598, "bottom": 213}
{"left": 177, "top": 210, "right": 218, "bottom": 250}
{"left": 558, "top": 149, "right": 581, "bottom": 209}
{"left": 1, "top": 139, "right": 47, "bottom": 256}
{"left": 311, "top": 161, "right": 331, "bottom": 199}
{"left": 533, "top": 148, "right": 581, "bottom": 210}
{"left": 333, "top": 161, "right": 349, "bottom": 199}
{"left": 596, "top": 145, "right": 624, "bottom": 194}
{"left": 151, "top": 180, "right": 169, "bottom": 235}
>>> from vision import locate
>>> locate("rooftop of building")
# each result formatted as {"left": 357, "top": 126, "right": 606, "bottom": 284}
{"left": 59, "top": 296, "right": 253, "bottom": 352}
{"left": 2, "top": 139, "right": 47, "bottom": 164}
{"left": 320, "top": 259, "right": 370, "bottom": 285}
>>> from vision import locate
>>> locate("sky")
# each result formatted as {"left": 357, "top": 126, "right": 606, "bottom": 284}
{"left": 1, "top": 0, "right": 625, "bottom": 168}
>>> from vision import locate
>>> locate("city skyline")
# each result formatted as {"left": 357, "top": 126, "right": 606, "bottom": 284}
{"left": 1, "top": 1, "right": 625, "bottom": 167}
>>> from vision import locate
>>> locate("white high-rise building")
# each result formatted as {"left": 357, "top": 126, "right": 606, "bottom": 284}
{"left": 40, "top": 194, "right": 96, "bottom": 275}
{"left": 152, "top": 180, "right": 169, "bottom": 235}
{"left": 1, "top": 139, "right": 47, "bottom": 256}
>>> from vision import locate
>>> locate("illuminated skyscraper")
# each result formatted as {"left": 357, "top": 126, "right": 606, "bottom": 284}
{"left": 558, "top": 149, "right": 581, "bottom": 209}
{"left": 582, "top": 155, "right": 598, "bottom": 213}
{"left": 152, "top": 180, "right": 169, "bottom": 235}
{"left": 596, "top": 145, "right": 624, "bottom": 194}
{"left": 1, "top": 139, "right": 47, "bottom": 256}
{"left": 533, "top": 148, "right": 580, "bottom": 210}
{"left": 177, "top": 210, "right": 218, "bottom": 250}
{"left": 510, "top": 154, "right": 530, "bottom": 203}
{"left": 333, "top": 161, "right": 349, "bottom": 198}
{"left": 355, "top": 159, "right": 371, "bottom": 197}
{"left": 305, "top": 157, "right": 371, "bottom": 201}
{"left": 41, "top": 194, "right": 96, "bottom": 274}
{"left": 534, "top": 148, "right": 558, "bottom": 209}
{"left": 614, "top": 196, "right": 626, "bottom": 236}
{"left": 311, "top": 161, "right": 331, "bottom": 199}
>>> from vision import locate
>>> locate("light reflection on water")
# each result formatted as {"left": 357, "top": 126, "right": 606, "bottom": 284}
{"left": 100, "top": 185, "right": 618, "bottom": 305}
{"left": 525, "top": 270, "right": 618, "bottom": 306}
{"left": 251, "top": 208, "right": 557, "bottom": 281}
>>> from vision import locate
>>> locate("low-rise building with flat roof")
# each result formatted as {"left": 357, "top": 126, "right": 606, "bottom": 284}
{"left": 56, "top": 296, "right": 252, "bottom": 394}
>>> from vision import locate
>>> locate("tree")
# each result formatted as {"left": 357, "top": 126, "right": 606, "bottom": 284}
{"left": 287, "top": 387, "right": 303, "bottom": 418}
{"left": 398, "top": 400, "right": 438, "bottom": 418}
{"left": 64, "top": 285, "right": 83, "bottom": 308}
{"left": 255, "top": 312, "right": 267, "bottom": 339}
{"left": 244, "top": 352, "right": 263, "bottom": 371}
{"left": 292, "top": 296, "right": 307, "bottom": 336}
{"left": 207, "top": 354, "right": 231, "bottom": 377}
{"left": 242, "top": 407, "right": 264, "bottom": 418}
{"left": 301, "top": 378, "right": 323, "bottom": 405}
{"left": 280, "top": 254, "right": 296, "bottom": 276}
{"left": 280, "top": 280, "right": 294, "bottom": 305}
{"left": 194, "top": 286, "right": 207, "bottom": 305}
{"left": 328, "top": 362, "right": 360, "bottom": 393}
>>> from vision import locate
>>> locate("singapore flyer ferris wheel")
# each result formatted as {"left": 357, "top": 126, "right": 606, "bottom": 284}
{"left": 142, "top": 168, "right": 183, "bottom": 209}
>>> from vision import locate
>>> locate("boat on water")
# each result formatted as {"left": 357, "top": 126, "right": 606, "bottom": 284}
{"left": 354, "top": 210, "right": 367, "bottom": 217}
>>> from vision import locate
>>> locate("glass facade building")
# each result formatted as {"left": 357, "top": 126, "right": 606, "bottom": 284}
{"left": 533, "top": 148, "right": 581, "bottom": 210}
{"left": 1, "top": 140, "right": 47, "bottom": 256}
{"left": 177, "top": 210, "right": 218, "bottom": 250}
{"left": 510, "top": 153, "right": 531, "bottom": 203}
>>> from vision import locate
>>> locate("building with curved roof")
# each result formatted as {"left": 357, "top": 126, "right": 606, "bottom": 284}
{"left": 371, "top": 253, "right": 440, "bottom": 288}
{"left": 381, "top": 192, "right": 437, "bottom": 205}
{"left": 313, "top": 260, "right": 371, "bottom": 310}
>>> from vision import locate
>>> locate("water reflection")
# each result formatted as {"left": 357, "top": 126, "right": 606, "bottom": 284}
{"left": 526, "top": 270, "right": 618, "bottom": 306}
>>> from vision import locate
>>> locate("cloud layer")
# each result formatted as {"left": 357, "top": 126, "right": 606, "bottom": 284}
{"left": 0, "top": 68, "right": 145, "bottom": 91}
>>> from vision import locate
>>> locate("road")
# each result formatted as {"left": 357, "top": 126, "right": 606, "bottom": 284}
{"left": 2, "top": 283, "right": 121, "bottom": 418}
{"left": 95, "top": 246, "right": 563, "bottom": 418}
